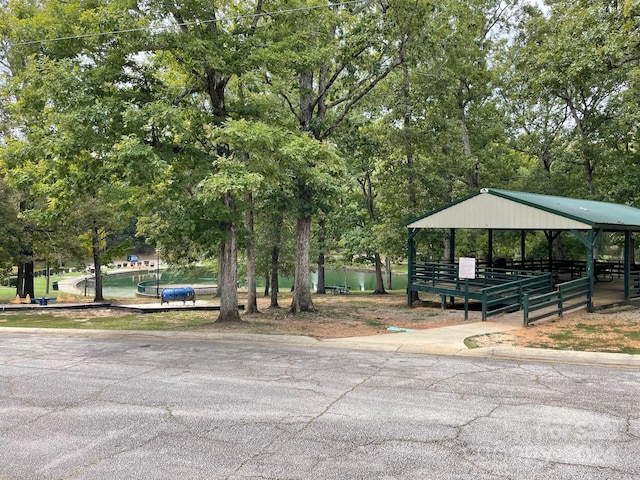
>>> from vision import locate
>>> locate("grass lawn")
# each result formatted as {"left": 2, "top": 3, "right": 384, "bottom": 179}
{"left": 0, "top": 309, "right": 216, "bottom": 331}
{"left": 0, "top": 272, "right": 86, "bottom": 302}
{"left": 1, "top": 281, "right": 640, "bottom": 354}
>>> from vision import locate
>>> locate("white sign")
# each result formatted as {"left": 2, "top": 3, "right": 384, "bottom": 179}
{"left": 459, "top": 257, "right": 476, "bottom": 279}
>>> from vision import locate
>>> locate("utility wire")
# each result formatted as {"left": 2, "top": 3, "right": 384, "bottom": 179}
{"left": 8, "top": 0, "right": 369, "bottom": 47}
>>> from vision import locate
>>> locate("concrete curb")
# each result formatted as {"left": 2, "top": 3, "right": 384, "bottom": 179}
{"left": 458, "top": 346, "right": 640, "bottom": 367}
{"left": 1, "top": 325, "right": 639, "bottom": 368}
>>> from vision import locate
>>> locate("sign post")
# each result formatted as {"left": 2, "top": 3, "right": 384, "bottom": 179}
{"left": 458, "top": 257, "right": 476, "bottom": 320}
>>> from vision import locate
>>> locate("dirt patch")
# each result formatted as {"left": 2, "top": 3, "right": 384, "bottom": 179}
{"left": 467, "top": 308, "right": 640, "bottom": 354}
{"left": 202, "top": 293, "right": 479, "bottom": 338}
{"left": 4, "top": 292, "right": 475, "bottom": 337}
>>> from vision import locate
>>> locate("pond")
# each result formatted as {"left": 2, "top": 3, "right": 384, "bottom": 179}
{"left": 100, "top": 271, "right": 214, "bottom": 298}
{"left": 99, "top": 269, "right": 408, "bottom": 298}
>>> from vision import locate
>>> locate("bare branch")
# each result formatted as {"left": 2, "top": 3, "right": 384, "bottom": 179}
{"left": 251, "top": 0, "right": 264, "bottom": 33}
{"left": 321, "top": 57, "right": 403, "bottom": 140}
{"left": 279, "top": 91, "right": 301, "bottom": 124}
{"left": 172, "top": 87, "right": 200, "bottom": 106}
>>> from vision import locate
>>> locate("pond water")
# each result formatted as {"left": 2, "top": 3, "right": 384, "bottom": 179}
{"left": 99, "top": 269, "right": 408, "bottom": 298}
{"left": 310, "top": 270, "right": 408, "bottom": 292}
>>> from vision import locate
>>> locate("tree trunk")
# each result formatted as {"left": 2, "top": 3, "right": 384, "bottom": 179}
{"left": 461, "top": 118, "right": 480, "bottom": 189}
{"left": 16, "top": 263, "right": 24, "bottom": 298}
{"left": 402, "top": 63, "right": 420, "bottom": 304}
{"left": 372, "top": 252, "right": 387, "bottom": 295}
{"left": 385, "top": 256, "right": 392, "bottom": 290}
{"left": 270, "top": 245, "right": 280, "bottom": 308}
{"left": 553, "top": 235, "right": 565, "bottom": 260}
{"left": 91, "top": 223, "right": 104, "bottom": 302}
{"left": 290, "top": 216, "right": 315, "bottom": 313}
{"left": 217, "top": 195, "right": 241, "bottom": 323}
{"left": 269, "top": 213, "right": 283, "bottom": 308}
{"left": 16, "top": 258, "right": 35, "bottom": 299}
{"left": 206, "top": 68, "right": 228, "bottom": 124}
{"left": 584, "top": 157, "right": 595, "bottom": 196}
{"left": 215, "top": 255, "right": 222, "bottom": 297}
{"left": 299, "top": 71, "right": 315, "bottom": 133}
{"left": 402, "top": 64, "right": 417, "bottom": 208}
{"left": 316, "top": 216, "right": 326, "bottom": 294}
{"left": 359, "top": 171, "right": 386, "bottom": 295}
{"left": 244, "top": 193, "right": 258, "bottom": 314}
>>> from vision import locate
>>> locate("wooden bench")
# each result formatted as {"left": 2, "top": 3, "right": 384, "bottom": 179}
{"left": 325, "top": 285, "right": 351, "bottom": 295}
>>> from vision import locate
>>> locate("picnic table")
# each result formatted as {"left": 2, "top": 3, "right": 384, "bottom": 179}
{"left": 325, "top": 285, "right": 351, "bottom": 295}
{"left": 594, "top": 264, "right": 614, "bottom": 283}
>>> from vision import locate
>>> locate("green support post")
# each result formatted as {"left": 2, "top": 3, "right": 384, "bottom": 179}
{"left": 571, "top": 229, "right": 601, "bottom": 313}
{"left": 464, "top": 279, "right": 469, "bottom": 320}
{"left": 449, "top": 229, "right": 455, "bottom": 305}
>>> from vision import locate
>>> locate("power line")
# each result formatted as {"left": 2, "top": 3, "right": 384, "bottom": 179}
{"left": 8, "top": 0, "right": 369, "bottom": 47}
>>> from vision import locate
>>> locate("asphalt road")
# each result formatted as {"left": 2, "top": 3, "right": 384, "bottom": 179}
{"left": 1, "top": 331, "right": 639, "bottom": 480}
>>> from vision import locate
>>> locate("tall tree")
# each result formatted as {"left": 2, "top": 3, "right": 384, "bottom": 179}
{"left": 0, "top": 0, "right": 152, "bottom": 300}
{"left": 507, "top": 1, "right": 632, "bottom": 196}
{"left": 0, "top": 177, "right": 21, "bottom": 279}
{"left": 335, "top": 116, "right": 388, "bottom": 294}
{"left": 262, "top": 0, "right": 416, "bottom": 312}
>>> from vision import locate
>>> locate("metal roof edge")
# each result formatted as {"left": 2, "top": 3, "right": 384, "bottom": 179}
{"left": 485, "top": 189, "right": 598, "bottom": 227}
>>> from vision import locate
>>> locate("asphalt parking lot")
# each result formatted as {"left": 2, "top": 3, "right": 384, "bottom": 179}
{"left": 1, "top": 330, "right": 639, "bottom": 479}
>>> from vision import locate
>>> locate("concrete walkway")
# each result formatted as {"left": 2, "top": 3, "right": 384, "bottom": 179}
{"left": 322, "top": 321, "right": 519, "bottom": 355}
{"left": 320, "top": 321, "right": 640, "bottom": 368}
{"left": 54, "top": 274, "right": 93, "bottom": 295}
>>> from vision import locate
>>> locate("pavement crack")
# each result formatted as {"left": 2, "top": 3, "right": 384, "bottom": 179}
{"left": 626, "top": 414, "right": 638, "bottom": 438}
{"left": 455, "top": 404, "right": 502, "bottom": 436}
{"left": 302, "top": 357, "right": 391, "bottom": 428}
{"left": 1, "top": 365, "right": 161, "bottom": 435}
{"left": 163, "top": 404, "right": 195, "bottom": 435}
{"left": 224, "top": 357, "right": 391, "bottom": 480}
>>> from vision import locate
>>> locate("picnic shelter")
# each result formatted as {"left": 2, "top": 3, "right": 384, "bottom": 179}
{"left": 407, "top": 189, "right": 640, "bottom": 324}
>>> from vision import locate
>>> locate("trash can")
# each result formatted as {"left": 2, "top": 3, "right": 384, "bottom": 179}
{"left": 53, "top": 281, "right": 58, "bottom": 291}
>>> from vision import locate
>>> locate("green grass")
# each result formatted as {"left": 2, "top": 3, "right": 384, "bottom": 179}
{"left": 575, "top": 323, "right": 600, "bottom": 332}
{"left": 623, "top": 331, "right": 640, "bottom": 341}
{"left": 364, "top": 318, "right": 387, "bottom": 328}
{"left": 0, "top": 311, "right": 215, "bottom": 331}
{"left": 618, "top": 346, "right": 640, "bottom": 355}
{"left": 547, "top": 331, "right": 577, "bottom": 342}
{"left": 0, "top": 272, "right": 85, "bottom": 302}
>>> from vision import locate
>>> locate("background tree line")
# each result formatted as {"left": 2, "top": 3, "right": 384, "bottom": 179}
{"left": 0, "top": 0, "right": 637, "bottom": 320}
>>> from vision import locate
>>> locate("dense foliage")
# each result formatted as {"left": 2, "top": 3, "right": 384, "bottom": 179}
{"left": 0, "top": 0, "right": 637, "bottom": 315}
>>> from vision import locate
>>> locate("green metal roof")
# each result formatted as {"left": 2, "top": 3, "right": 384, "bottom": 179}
{"left": 489, "top": 189, "right": 640, "bottom": 229}
{"left": 408, "top": 189, "right": 640, "bottom": 231}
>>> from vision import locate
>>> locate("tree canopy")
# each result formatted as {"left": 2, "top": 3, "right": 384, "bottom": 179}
{"left": 0, "top": 0, "right": 638, "bottom": 311}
